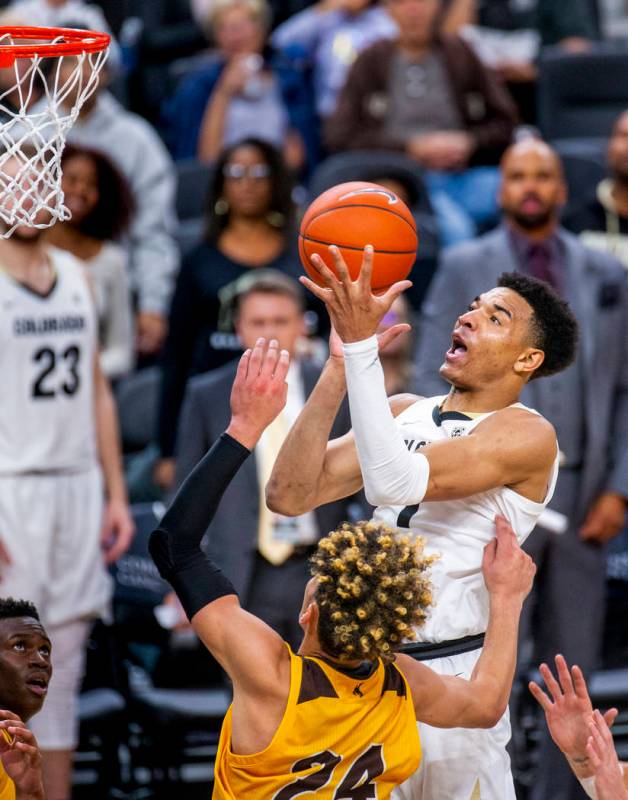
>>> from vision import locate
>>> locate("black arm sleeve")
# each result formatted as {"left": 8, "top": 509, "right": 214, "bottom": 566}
{"left": 149, "top": 432, "right": 251, "bottom": 620}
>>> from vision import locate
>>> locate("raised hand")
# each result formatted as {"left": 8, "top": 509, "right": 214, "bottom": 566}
{"left": 586, "top": 710, "right": 628, "bottom": 800}
{"left": 529, "top": 655, "right": 618, "bottom": 765}
{"left": 301, "top": 245, "right": 412, "bottom": 344}
{"left": 227, "top": 338, "right": 290, "bottom": 449}
{"left": 0, "top": 711, "right": 44, "bottom": 799}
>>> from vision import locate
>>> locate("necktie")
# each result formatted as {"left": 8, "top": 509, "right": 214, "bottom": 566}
{"left": 257, "top": 412, "right": 293, "bottom": 565}
{"left": 527, "top": 242, "right": 556, "bottom": 289}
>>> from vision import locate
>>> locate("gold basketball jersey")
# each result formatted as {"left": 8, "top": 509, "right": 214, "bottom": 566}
{"left": 213, "top": 645, "right": 421, "bottom": 799}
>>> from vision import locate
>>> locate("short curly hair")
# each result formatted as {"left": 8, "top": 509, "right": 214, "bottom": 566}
{"left": 310, "top": 522, "right": 434, "bottom": 663}
{"left": 0, "top": 597, "right": 39, "bottom": 621}
{"left": 498, "top": 272, "right": 579, "bottom": 379}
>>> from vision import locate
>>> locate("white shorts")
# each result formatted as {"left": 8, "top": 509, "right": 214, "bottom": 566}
{"left": 0, "top": 467, "right": 112, "bottom": 626}
{"left": 29, "top": 619, "right": 91, "bottom": 750}
{"left": 392, "top": 647, "right": 516, "bottom": 800}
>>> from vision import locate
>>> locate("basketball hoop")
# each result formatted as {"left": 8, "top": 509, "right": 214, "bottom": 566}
{"left": 0, "top": 26, "right": 110, "bottom": 237}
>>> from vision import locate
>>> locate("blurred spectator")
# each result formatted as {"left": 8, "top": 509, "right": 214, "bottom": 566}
{"left": 271, "top": 0, "right": 398, "bottom": 119}
{"left": 325, "top": 0, "right": 517, "bottom": 245}
{"left": 164, "top": 0, "right": 318, "bottom": 171}
{"left": 377, "top": 294, "right": 415, "bottom": 394}
{"left": 413, "top": 138, "right": 628, "bottom": 800}
{"left": 45, "top": 145, "right": 135, "bottom": 381}
{"left": 173, "top": 271, "right": 354, "bottom": 647}
{"left": 564, "top": 110, "right": 628, "bottom": 267}
{"left": 155, "top": 138, "right": 302, "bottom": 491}
{"left": 6, "top": 0, "right": 122, "bottom": 68}
{"left": 52, "top": 58, "right": 180, "bottom": 358}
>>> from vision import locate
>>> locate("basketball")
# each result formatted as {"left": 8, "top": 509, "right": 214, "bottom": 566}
{"left": 298, "top": 181, "right": 418, "bottom": 291}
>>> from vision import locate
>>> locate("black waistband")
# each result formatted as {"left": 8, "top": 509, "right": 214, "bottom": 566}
{"left": 400, "top": 633, "right": 485, "bottom": 661}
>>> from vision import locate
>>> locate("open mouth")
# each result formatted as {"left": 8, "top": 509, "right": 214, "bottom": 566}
{"left": 448, "top": 332, "right": 467, "bottom": 357}
{"left": 25, "top": 677, "right": 48, "bottom": 697}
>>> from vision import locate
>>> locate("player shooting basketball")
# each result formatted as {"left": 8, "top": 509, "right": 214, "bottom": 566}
{"left": 150, "top": 337, "right": 536, "bottom": 799}
{"left": 267, "top": 248, "right": 579, "bottom": 799}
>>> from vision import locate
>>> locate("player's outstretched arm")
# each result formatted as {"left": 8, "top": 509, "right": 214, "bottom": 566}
{"left": 0, "top": 711, "right": 45, "bottom": 800}
{"left": 586, "top": 711, "right": 628, "bottom": 799}
{"left": 396, "top": 516, "right": 535, "bottom": 728}
{"left": 529, "top": 655, "right": 627, "bottom": 798}
{"left": 150, "top": 340, "right": 291, "bottom": 701}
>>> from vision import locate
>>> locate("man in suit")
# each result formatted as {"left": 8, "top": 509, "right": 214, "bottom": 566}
{"left": 174, "top": 271, "right": 357, "bottom": 648}
{"left": 414, "top": 138, "right": 628, "bottom": 800}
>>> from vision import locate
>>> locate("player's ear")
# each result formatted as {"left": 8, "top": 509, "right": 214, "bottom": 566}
{"left": 514, "top": 346, "right": 544, "bottom": 378}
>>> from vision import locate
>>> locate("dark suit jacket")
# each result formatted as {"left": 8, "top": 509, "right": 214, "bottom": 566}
{"left": 174, "top": 358, "right": 356, "bottom": 598}
{"left": 413, "top": 225, "right": 628, "bottom": 523}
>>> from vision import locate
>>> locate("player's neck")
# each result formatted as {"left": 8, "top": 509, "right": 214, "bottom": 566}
{"left": 298, "top": 643, "right": 364, "bottom": 670}
{"left": 443, "top": 384, "right": 521, "bottom": 414}
{"left": 0, "top": 237, "right": 49, "bottom": 278}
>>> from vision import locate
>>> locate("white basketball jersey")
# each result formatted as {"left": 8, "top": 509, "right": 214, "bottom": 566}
{"left": 373, "top": 396, "right": 560, "bottom": 643}
{"left": 0, "top": 247, "right": 98, "bottom": 474}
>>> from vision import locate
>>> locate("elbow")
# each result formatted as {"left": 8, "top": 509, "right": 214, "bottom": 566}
{"left": 479, "top": 700, "right": 507, "bottom": 729}
{"left": 265, "top": 479, "right": 308, "bottom": 517}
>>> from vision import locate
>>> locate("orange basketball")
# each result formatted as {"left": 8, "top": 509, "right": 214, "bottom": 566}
{"left": 299, "top": 181, "right": 418, "bottom": 291}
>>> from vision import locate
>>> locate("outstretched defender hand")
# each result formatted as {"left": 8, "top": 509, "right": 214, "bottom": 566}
{"left": 586, "top": 710, "right": 628, "bottom": 799}
{"left": 0, "top": 711, "right": 44, "bottom": 800}
{"left": 482, "top": 515, "right": 536, "bottom": 603}
{"left": 227, "top": 338, "right": 290, "bottom": 450}
{"left": 529, "top": 655, "right": 618, "bottom": 765}
{"left": 301, "top": 245, "right": 412, "bottom": 344}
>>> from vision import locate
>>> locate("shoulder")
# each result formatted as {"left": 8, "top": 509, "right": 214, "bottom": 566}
{"left": 475, "top": 407, "right": 557, "bottom": 462}
{"left": 389, "top": 393, "right": 422, "bottom": 416}
{"left": 105, "top": 96, "right": 171, "bottom": 156}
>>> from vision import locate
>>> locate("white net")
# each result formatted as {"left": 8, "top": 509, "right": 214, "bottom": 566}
{"left": 0, "top": 31, "right": 109, "bottom": 237}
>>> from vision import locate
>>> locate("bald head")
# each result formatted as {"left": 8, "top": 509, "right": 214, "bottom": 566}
{"left": 499, "top": 139, "right": 566, "bottom": 233}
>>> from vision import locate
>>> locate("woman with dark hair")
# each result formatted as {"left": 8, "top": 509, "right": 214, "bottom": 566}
{"left": 46, "top": 145, "right": 136, "bottom": 380}
{"left": 154, "top": 138, "right": 301, "bottom": 490}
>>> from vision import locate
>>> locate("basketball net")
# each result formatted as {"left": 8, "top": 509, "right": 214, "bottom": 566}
{"left": 0, "top": 30, "right": 109, "bottom": 237}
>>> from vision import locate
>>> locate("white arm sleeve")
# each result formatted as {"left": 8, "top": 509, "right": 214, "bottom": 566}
{"left": 343, "top": 335, "right": 429, "bottom": 507}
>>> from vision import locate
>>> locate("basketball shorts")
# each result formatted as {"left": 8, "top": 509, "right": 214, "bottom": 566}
{"left": 392, "top": 647, "right": 516, "bottom": 800}
{"left": 0, "top": 467, "right": 112, "bottom": 626}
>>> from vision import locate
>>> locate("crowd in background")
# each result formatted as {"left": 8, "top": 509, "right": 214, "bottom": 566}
{"left": 0, "top": 0, "right": 627, "bottom": 798}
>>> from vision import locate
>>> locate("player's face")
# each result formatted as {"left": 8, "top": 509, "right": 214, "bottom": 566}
{"left": 439, "top": 287, "right": 537, "bottom": 388}
{"left": 236, "top": 293, "right": 305, "bottom": 355}
{"left": 499, "top": 145, "right": 566, "bottom": 230}
{"left": 221, "top": 145, "right": 273, "bottom": 218}
{"left": 607, "top": 112, "right": 628, "bottom": 183}
{"left": 214, "top": 5, "right": 266, "bottom": 57}
{"left": 0, "top": 617, "right": 52, "bottom": 722}
{"left": 62, "top": 154, "right": 99, "bottom": 223}
{"left": 386, "top": 0, "right": 440, "bottom": 45}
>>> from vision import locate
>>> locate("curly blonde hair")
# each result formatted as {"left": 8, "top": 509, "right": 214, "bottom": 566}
{"left": 310, "top": 521, "right": 434, "bottom": 663}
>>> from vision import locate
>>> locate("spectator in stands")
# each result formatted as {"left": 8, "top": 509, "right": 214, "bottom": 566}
{"left": 377, "top": 294, "right": 415, "bottom": 394}
{"left": 564, "top": 110, "right": 628, "bottom": 267}
{"left": 155, "top": 138, "right": 300, "bottom": 491}
{"left": 6, "top": 0, "right": 121, "bottom": 68}
{"left": 49, "top": 58, "right": 180, "bottom": 358}
{"left": 164, "top": 0, "right": 318, "bottom": 171}
{"left": 413, "top": 138, "right": 628, "bottom": 800}
{"left": 271, "top": 0, "right": 398, "bottom": 119}
{"left": 325, "top": 0, "right": 518, "bottom": 245}
{"left": 172, "top": 271, "right": 356, "bottom": 647}
{"left": 46, "top": 145, "right": 135, "bottom": 381}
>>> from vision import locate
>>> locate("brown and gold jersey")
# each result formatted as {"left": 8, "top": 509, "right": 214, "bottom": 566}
{"left": 213, "top": 644, "right": 420, "bottom": 799}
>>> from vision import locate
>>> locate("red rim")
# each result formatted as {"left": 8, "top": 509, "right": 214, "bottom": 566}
{"left": 0, "top": 26, "right": 110, "bottom": 67}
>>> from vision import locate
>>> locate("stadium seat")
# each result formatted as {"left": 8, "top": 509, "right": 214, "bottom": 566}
{"left": 111, "top": 503, "right": 231, "bottom": 794}
{"left": 176, "top": 159, "right": 214, "bottom": 221}
{"left": 115, "top": 366, "right": 161, "bottom": 453}
{"left": 307, "top": 151, "right": 440, "bottom": 310}
{"left": 538, "top": 46, "right": 628, "bottom": 141}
